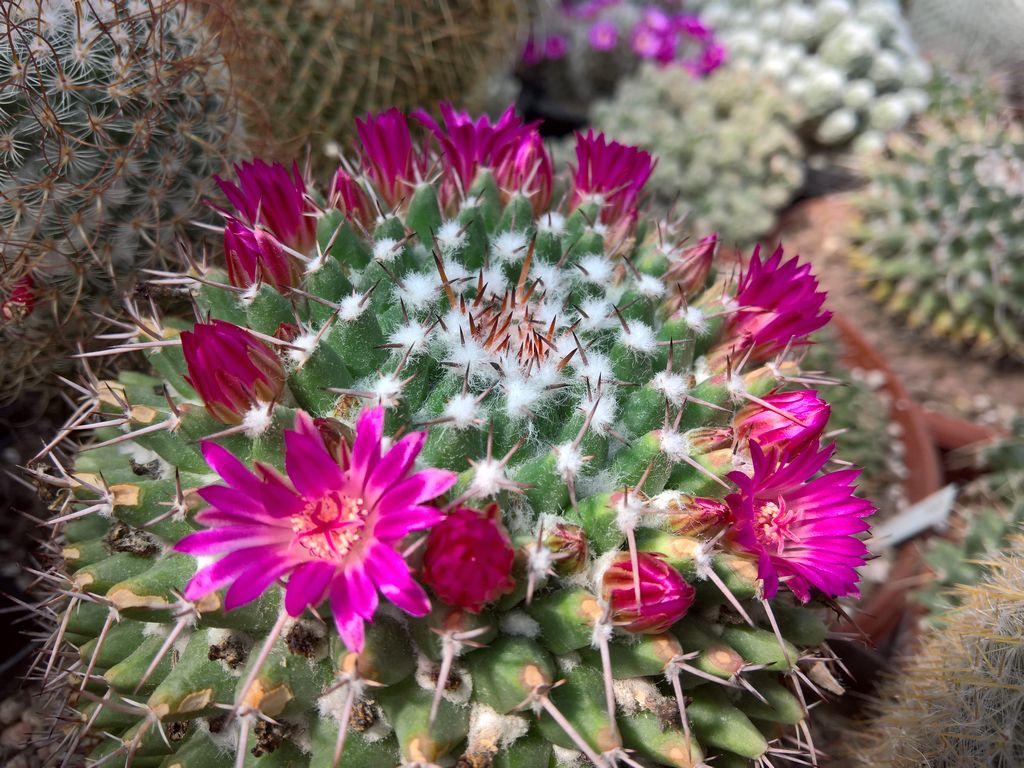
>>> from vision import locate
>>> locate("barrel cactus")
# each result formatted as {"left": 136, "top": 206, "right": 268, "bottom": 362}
{"left": 237, "top": 0, "right": 523, "bottom": 167}
{"left": 850, "top": 534, "right": 1024, "bottom": 767}
{"left": 0, "top": 0, "right": 243, "bottom": 401}
{"left": 35, "top": 106, "right": 875, "bottom": 767}
{"left": 850, "top": 80, "right": 1024, "bottom": 360}
{"left": 689, "top": 0, "right": 931, "bottom": 153}
{"left": 592, "top": 65, "right": 806, "bottom": 246}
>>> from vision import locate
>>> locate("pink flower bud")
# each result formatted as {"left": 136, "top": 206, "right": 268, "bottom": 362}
{"left": 181, "top": 320, "right": 285, "bottom": 424}
{"left": 664, "top": 495, "right": 731, "bottom": 537}
{"left": 543, "top": 522, "right": 589, "bottom": 575}
{"left": 223, "top": 217, "right": 301, "bottom": 293}
{"left": 664, "top": 234, "right": 717, "bottom": 299}
{"left": 494, "top": 131, "right": 554, "bottom": 215}
{"left": 329, "top": 167, "right": 374, "bottom": 226}
{"left": 735, "top": 390, "right": 830, "bottom": 458}
{"left": 422, "top": 504, "right": 516, "bottom": 613}
{"left": 2, "top": 276, "right": 36, "bottom": 322}
{"left": 602, "top": 551, "right": 695, "bottom": 634}
{"left": 216, "top": 159, "right": 316, "bottom": 254}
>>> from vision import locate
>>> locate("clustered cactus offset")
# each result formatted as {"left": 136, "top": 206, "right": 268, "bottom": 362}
{"left": 592, "top": 66, "right": 806, "bottom": 246}
{"left": 689, "top": 0, "right": 931, "bottom": 153}
{"left": 0, "top": 0, "right": 242, "bottom": 401}
{"left": 851, "top": 80, "right": 1024, "bottom": 360}
{"left": 34, "top": 105, "right": 876, "bottom": 767}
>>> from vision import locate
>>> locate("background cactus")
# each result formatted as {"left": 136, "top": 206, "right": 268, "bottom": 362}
{"left": 850, "top": 77, "right": 1024, "bottom": 360}
{"left": 918, "top": 424, "right": 1024, "bottom": 621}
{"left": 848, "top": 534, "right": 1024, "bottom": 767}
{"left": 592, "top": 66, "right": 806, "bottom": 246}
{"left": 32, "top": 107, "right": 875, "bottom": 767}
{"left": 0, "top": 0, "right": 243, "bottom": 402}
{"left": 236, "top": 0, "right": 524, "bottom": 168}
{"left": 689, "top": 0, "right": 931, "bottom": 154}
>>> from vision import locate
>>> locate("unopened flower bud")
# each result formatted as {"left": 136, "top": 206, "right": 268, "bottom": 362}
{"left": 602, "top": 552, "right": 695, "bottom": 634}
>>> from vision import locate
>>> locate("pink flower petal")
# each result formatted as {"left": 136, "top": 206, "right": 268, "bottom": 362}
{"left": 201, "top": 442, "right": 265, "bottom": 498}
{"left": 175, "top": 525, "right": 290, "bottom": 555}
{"left": 330, "top": 575, "right": 366, "bottom": 652}
{"left": 344, "top": 565, "right": 379, "bottom": 621}
{"left": 375, "top": 469, "right": 457, "bottom": 517}
{"left": 350, "top": 407, "right": 384, "bottom": 492}
{"left": 183, "top": 547, "right": 276, "bottom": 601}
{"left": 285, "top": 416, "right": 345, "bottom": 498}
{"left": 364, "top": 431, "right": 427, "bottom": 504}
{"left": 373, "top": 505, "right": 444, "bottom": 541}
{"left": 364, "top": 544, "right": 431, "bottom": 617}
{"left": 224, "top": 553, "right": 297, "bottom": 611}
{"left": 285, "top": 560, "right": 336, "bottom": 616}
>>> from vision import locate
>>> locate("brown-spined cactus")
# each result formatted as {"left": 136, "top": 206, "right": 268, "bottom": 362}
{"left": 849, "top": 534, "right": 1024, "bottom": 767}
{"left": 0, "top": 0, "right": 243, "bottom": 401}
{"left": 32, "top": 105, "right": 877, "bottom": 767}
{"left": 237, "top": 0, "right": 524, "bottom": 168}
{"left": 850, "top": 77, "right": 1024, "bottom": 360}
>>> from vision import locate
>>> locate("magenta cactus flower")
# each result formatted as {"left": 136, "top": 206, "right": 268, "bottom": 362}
{"left": 181, "top": 320, "right": 286, "bottom": 425}
{"left": 602, "top": 551, "right": 696, "bottom": 633}
{"left": 329, "top": 167, "right": 374, "bottom": 226}
{"left": 222, "top": 217, "right": 301, "bottom": 293}
{"left": 726, "top": 442, "right": 874, "bottom": 602}
{"left": 354, "top": 107, "right": 426, "bottom": 210}
{"left": 216, "top": 159, "right": 317, "bottom": 254}
{"left": 721, "top": 245, "right": 831, "bottom": 364}
{"left": 588, "top": 21, "right": 619, "bottom": 51}
{"left": 571, "top": 130, "right": 655, "bottom": 234}
{"left": 544, "top": 33, "right": 570, "bottom": 60}
{"left": 421, "top": 504, "right": 516, "bottom": 613}
{"left": 174, "top": 407, "right": 457, "bottom": 651}
{"left": 493, "top": 130, "right": 554, "bottom": 215}
{"left": 734, "top": 389, "right": 831, "bottom": 459}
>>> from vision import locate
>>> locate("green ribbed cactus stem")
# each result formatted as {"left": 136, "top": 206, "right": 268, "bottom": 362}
{"left": 31, "top": 111, "right": 869, "bottom": 767}
{"left": 0, "top": 0, "right": 243, "bottom": 401}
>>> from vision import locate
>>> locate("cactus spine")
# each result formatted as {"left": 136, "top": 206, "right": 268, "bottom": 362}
{"left": 0, "top": 0, "right": 242, "bottom": 401}
{"left": 33, "top": 106, "right": 874, "bottom": 767}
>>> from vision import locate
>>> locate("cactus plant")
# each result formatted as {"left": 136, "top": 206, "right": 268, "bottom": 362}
{"left": 850, "top": 78, "right": 1024, "bottom": 360}
{"left": 918, "top": 425, "right": 1024, "bottom": 621}
{"left": 32, "top": 105, "right": 877, "bottom": 768}
{"left": 688, "top": 0, "right": 931, "bottom": 153}
{"left": 236, "top": 0, "right": 523, "bottom": 167}
{"left": 0, "top": 0, "right": 242, "bottom": 401}
{"left": 849, "top": 533, "right": 1024, "bottom": 767}
{"left": 592, "top": 65, "right": 806, "bottom": 246}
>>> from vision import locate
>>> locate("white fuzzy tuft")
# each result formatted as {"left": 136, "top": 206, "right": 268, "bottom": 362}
{"left": 370, "top": 373, "right": 404, "bottom": 409}
{"left": 443, "top": 393, "right": 480, "bottom": 429}
{"left": 683, "top": 305, "right": 710, "bottom": 335}
{"left": 372, "top": 237, "right": 401, "bottom": 263}
{"left": 536, "top": 211, "right": 566, "bottom": 234}
{"left": 390, "top": 322, "right": 429, "bottom": 353}
{"left": 530, "top": 261, "right": 566, "bottom": 297}
{"left": 577, "top": 297, "right": 613, "bottom": 332}
{"left": 573, "top": 351, "right": 613, "bottom": 386}
{"left": 553, "top": 746, "right": 586, "bottom": 767}
{"left": 436, "top": 220, "right": 466, "bottom": 256}
{"left": 691, "top": 355, "right": 712, "bottom": 384}
{"left": 339, "top": 293, "right": 367, "bottom": 322}
{"left": 651, "top": 371, "right": 689, "bottom": 406}
{"left": 555, "top": 652, "right": 582, "bottom": 675}
{"left": 613, "top": 678, "right": 672, "bottom": 717}
{"left": 576, "top": 253, "right": 614, "bottom": 285}
{"left": 470, "top": 458, "right": 507, "bottom": 498}
{"left": 499, "top": 611, "right": 541, "bottom": 639}
{"left": 526, "top": 543, "right": 555, "bottom": 579}
{"left": 142, "top": 622, "right": 171, "bottom": 639}
{"left": 241, "top": 404, "right": 273, "bottom": 438}
{"left": 659, "top": 430, "right": 690, "bottom": 462}
{"left": 414, "top": 655, "right": 472, "bottom": 705}
{"left": 726, "top": 373, "right": 747, "bottom": 399}
{"left": 491, "top": 231, "right": 528, "bottom": 263}
{"left": 461, "top": 195, "right": 480, "bottom": 210}
{"left": 504, "top": 378, "right": 542, "bottom": 419}
{"left": 615, "top": 492, "right": 645, "bottom": 533}
{"left": 467, "top": 704, "right": 530, "bottom": 754}
{"left": 619, "top": 320, "right": 657, "bottom": 354}
{"left": 637, "top": 273, "right": 665, "bottom": 298}
{"left": 116, "top": 443, "right": 170, "bottom": 479}
{"left": 479, "top": 264, "right": 508, "bottom": 296}
{"left": 554, "top": 442, "right": 585, "bottom": 480}
{"left": 580, "top": 393, "right": 617, "bottom": 435}
{"left": 398, "top": 271, "right": 439, "bottom": 312}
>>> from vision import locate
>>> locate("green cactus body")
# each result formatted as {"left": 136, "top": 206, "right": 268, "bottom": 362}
{"left": 36, "top": 115, "right": 864, "bottom": 767}
{"left": 851, "top": 534, "right": 1024, "bottom": 766}
{"left": 851, "top": 78, "right": 1024, "bottom": 360}
{"left": 690, "top": 0, "right": 931, "bottom": 152}
{"left": 0, "top": 0, "right": 242, "bottom": 400}
{"left": 591, "top": 66, "right": 806, "bottom": 246}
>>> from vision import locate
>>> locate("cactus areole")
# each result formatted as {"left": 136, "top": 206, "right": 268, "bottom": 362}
{"left": 41, "top": 104, "right": 874, "bottom": 767}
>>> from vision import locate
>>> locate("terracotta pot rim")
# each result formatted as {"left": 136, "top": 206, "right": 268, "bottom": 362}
{"left": 829, "top": 313, "right": 943, "bottom": 646}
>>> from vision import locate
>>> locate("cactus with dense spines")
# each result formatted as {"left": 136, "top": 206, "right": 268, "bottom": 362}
{"left": 592, "top": 66, "right": 806, "bottom": 246}
{"left": 919, "top": 428, "right": 1024, "bottom": 621}
{"left": 850, "top": 535, "right": 1024, "bottom": 767}
{"left": 689, "top": 0, "right": 931, "bottom": 153}
{"left": 34, "top": 107, "right": 876, "bottom": 767}
{"left": 0, "top": 0, "right": 242, "bottom": 402}
{"left": 850, "top": 79, "right": 1024, "bottom": 360}
{"left": 236, "top": 0, "right": 523, "bottom": 167}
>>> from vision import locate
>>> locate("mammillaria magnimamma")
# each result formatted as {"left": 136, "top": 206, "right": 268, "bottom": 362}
{"left": 0, "top": 0, "right": 242, "bottom": 401}
{"left": 35, "top": 106, "right": 874, "bottom": 767}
